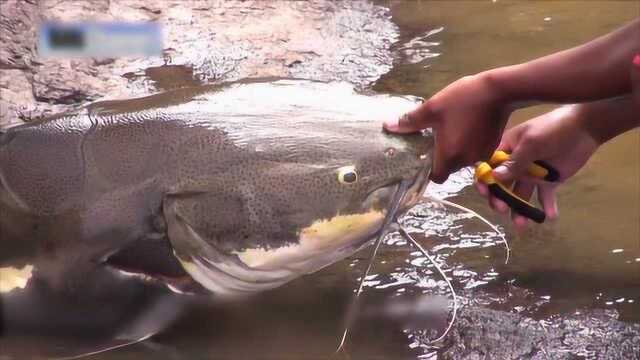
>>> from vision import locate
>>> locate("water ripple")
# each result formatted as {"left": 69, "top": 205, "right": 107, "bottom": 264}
{"left": 397, "top": 27, "right": 444, "bottom": 65}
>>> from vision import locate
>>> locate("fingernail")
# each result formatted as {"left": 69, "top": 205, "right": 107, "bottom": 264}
{"left": 383, "top": 119, "right": 399, "bottom": 131}
{"left": 514, "top": 216, "right": 528, "bottom": 229}
{"left": 495, "top": 199, "right": 508, "bottom": 213}
{"left": 548, "top": 203, "right": 559, "bottom": 220}
{"left": 492, "top": 165, "right": 508, "bottom": 179}
{"left": 633, "top": 53, "right": 640, "bottom": 67}
{"left": 474, "top": 182, "right": 488, "bottom": 196}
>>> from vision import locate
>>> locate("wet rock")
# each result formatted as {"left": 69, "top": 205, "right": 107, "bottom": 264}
{"left": 440, "top": 307, "right": 640, "bottom": 360}
{"left": 0, "top": 0, "right": 39, "bottom": 71}
{"left": 0, "top": 0, "right": 398, "bottom": 129}
{"left": 31, "top": 61, "right": 102, "bottom": 104}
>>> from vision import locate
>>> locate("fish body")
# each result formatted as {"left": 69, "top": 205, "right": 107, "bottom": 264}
{"left": 0, "top": 79, "right": 432, "bottom": 340}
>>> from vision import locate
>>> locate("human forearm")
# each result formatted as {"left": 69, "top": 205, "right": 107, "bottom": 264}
{"left": 486, "top": 18, "right": 640, "bottom": 106}
{"left": 383, "top": 18, "right": 640, "bottom": 184}
{"left": 571, "top": 95, "right": 640, "bottom": 145}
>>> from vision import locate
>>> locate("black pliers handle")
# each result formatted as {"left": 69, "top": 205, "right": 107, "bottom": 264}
{"left": 474, "top": 151, "right": 560, "bottom": 223}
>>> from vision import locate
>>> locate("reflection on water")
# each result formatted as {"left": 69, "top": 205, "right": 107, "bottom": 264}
{"left": 372, "top": 0, "right": 639, "bottom": 354}
{"left": 371, "top": 0, "right": 639, "bottom": 357}
{"left": 375, "top": 0, "right": 640, "bottom": 323}
{"left": 122, "top": 64, "right": 204, "bottom": 93}
{"left": 396, "top": 27, "right": 443, "bottom": 65}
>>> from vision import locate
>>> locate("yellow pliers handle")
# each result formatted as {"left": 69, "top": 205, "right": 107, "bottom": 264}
{"left": 474, "top": 151, "right": 560, "bottom": 223}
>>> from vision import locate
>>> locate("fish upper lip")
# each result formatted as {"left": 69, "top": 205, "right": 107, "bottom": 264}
{"left": 399, "top": 165, "right": 429, "bottom": 210}
{"left": 362, "top": 164, "right": 428, "bottom": 213}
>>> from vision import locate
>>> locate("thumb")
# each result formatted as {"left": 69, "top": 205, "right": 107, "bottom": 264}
{"left": 492, "top": 141, "right": 536, "bottom": 183}
{"left": 383, "top": 101, "right": 436, "bottom": 134}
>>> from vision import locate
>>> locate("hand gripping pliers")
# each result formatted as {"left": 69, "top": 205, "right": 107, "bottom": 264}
{"left": 474, "top": 151, "right": 560, "bottom": 223}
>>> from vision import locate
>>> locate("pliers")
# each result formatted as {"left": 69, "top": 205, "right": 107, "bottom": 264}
{"left": 474, "top": 151, "right": 560, "bottom": 223}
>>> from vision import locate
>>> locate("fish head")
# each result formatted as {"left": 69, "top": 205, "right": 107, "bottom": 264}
{"left": 313, "top": 126, "right": 433, "bottom": 219}
{"left": 164, "top": 80, "right": 435, "bottom": 298}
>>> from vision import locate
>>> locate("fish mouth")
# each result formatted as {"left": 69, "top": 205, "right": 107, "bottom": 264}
{"left": 101, "top": 165, "right": 431, "bottom": 298}
{"left": 365, "top": 162, "right": 430, "bottom": 216}
{"left": 103, "top": 236, "right": 206, "bottom": 295}
{"left": 104, "top": 152, "right": 431, "bottom": 299}
{"left": 399, "top": 163, "right": 430, "bottom": 211}
{"left": 169, "top": 172, "right": 429, "bottom": 299}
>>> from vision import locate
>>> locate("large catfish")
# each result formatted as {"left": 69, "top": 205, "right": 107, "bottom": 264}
{"left": 0, "top": 79, "right": 432, "bottom": 350}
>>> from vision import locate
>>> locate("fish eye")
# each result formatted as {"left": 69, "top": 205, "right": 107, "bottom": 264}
{"left": 337, "top": 166, "right": 358, "bottom": 184}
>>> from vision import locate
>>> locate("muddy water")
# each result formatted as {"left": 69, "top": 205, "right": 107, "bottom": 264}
{"left": 376, "top": 0, "right": 640, "bottom": 320}
{"left": 109, "top": 1, "right": 638, "bottom": 359}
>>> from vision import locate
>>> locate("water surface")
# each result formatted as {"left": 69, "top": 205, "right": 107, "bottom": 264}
{"left": 136, "top": 2, "right": 639, "bottom": 358}
{"left": 93, "top": 1, "right": 640, "bottom": 358}
{"left": 375, "top": 0, "right": 640, "bottom": 322}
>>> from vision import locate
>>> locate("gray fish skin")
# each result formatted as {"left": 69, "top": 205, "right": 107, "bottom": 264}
{"left": 0, "top": 79, "right": 432, "bottom": 335}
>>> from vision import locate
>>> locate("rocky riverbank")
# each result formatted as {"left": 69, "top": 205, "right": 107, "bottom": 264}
{"left": 0, "top": 0, "right": 397, "bottom": 129}
{"left": 439, "top": 306, "right": 639, "bottom": 359}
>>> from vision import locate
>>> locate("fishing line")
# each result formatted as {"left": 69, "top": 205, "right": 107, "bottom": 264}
{"left": 336, "top": 179, "right": 412, "bottom": 353}
{"left": 398, "top": 226, "right": 457, "bottom": 343}
{"left": 56, "top": 333, "right": 155, "bottom": 360}
{"left": 336, "top": 184, "right": 509, "bottom": 351}
{"left": 424, "top": 196, "right": 510, "bottom": 264}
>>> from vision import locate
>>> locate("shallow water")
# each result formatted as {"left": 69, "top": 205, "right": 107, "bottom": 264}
{"left": 127, "top": 1, "right": 638, "bottom": 358}
{"left": 376, "top": 0, "right": 640, "bottom": 321}
{"left": 2, "top": 1, "right": 638, "bottom": 359}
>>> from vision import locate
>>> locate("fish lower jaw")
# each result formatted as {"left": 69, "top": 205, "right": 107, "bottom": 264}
{"left": 174, "top": 211, "right": 386, "bottom": 299}
{"left": 103, "top": 262, "right": 206, "bottom": 295}
{"left": 175, "top": 241, "right": 371, "bottom": 300}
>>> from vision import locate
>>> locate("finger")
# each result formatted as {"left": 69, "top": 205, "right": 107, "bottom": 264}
{"left": 383, "top": 101, "right": 435, "bottom": 134}
{"left": 488, "top": 179, "right": 513, "bottom": 213}
{"left": 496, "top": 124, "right": 521, "bottom": 153}
{"left": 512, "top": 180, "right": 535, "bottom": 203}
{"left": 513, "top": 215, "right": 529, "bottom": 230}
{"left": 429, "top": 139, "right": 452, "bottom": 184}
{"left": 496, "top": 137, "right": 515, "bottom": 153}
{"left": 492, "top": 139, "right": 537, "bottom": 183}
{"left": 510, "top": 180, "right": 535, "bottom": 226}
{"left": 489, "top": 195, "right": 509, "bottom": 213}
{"left": 474, "top": 181, "right": 489, "bottom": 196}
{"left": 537, "top": 184, "right": 559, "bottom": 220}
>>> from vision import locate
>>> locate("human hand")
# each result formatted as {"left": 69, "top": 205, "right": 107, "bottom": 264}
{"left": 633, "top": 53, "right": 640, "bottom": 108}
{"left": 475, "top": 105, "right": 600, "bottom": 228}
{"left": 383, "top": 72, "right": 511, "bottom": 183}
